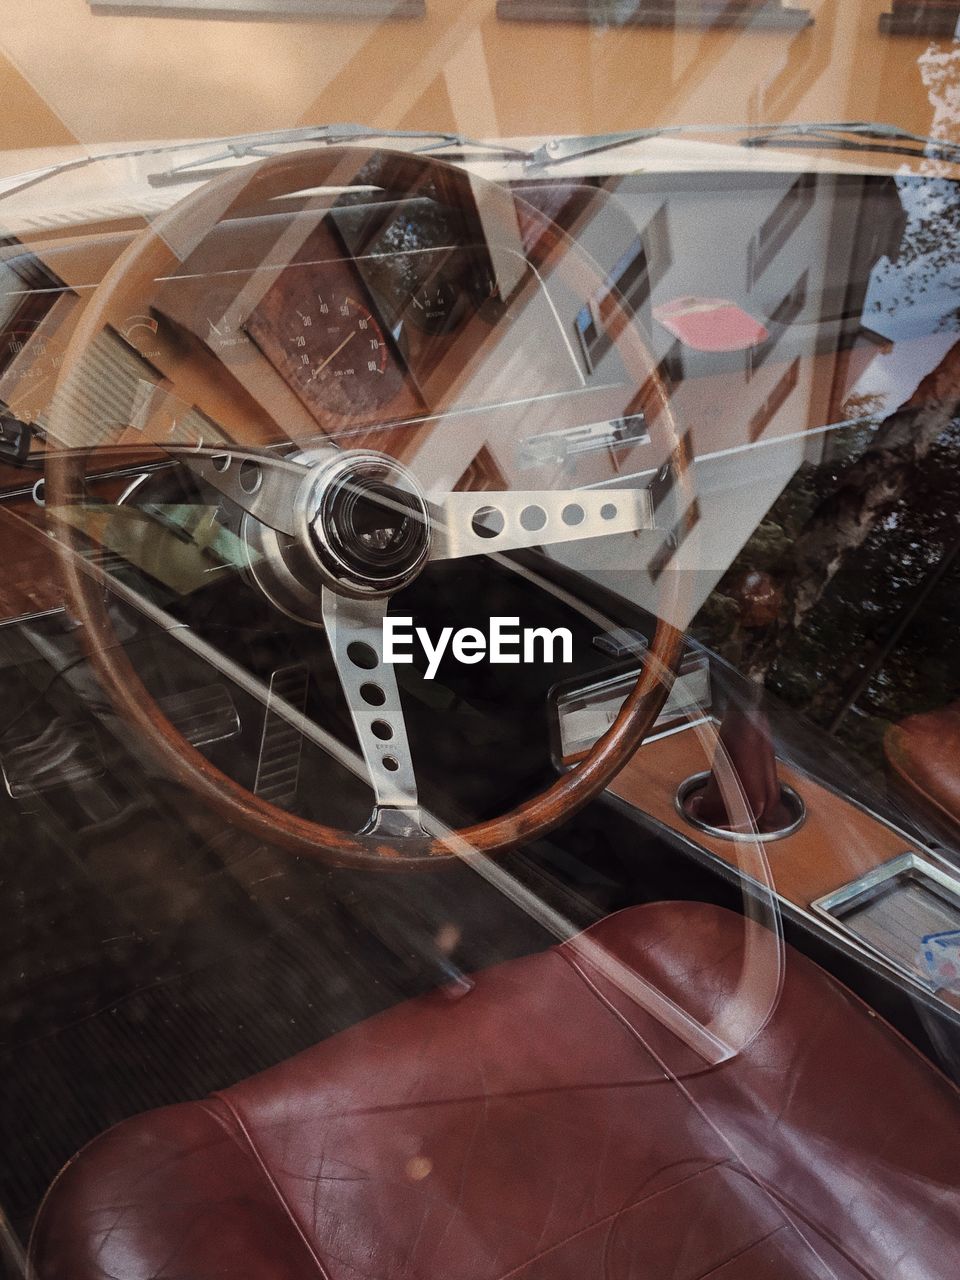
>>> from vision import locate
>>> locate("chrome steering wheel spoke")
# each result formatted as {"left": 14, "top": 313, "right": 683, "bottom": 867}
{"left": 320, "top": 587, "right": 422, "bottom": 838}
{"left": 168, "top": 448, "right": 658, "bottom": 570}
{"left": 429, "top": 487, "right": 655, "bottom": 560}
{"left": 168, "top": 445, "right": 309, "bottom": 537}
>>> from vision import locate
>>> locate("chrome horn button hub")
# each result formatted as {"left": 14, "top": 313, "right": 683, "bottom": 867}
{"left": 241, "top": 449, "right": 431, "bottom": 623}
{"left": 309, "top": 453, "right": 430, "bottom": 597}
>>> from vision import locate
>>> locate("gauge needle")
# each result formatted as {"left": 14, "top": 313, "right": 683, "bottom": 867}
{"left": 311, "top": 330, "right": 355, "bottom": 379}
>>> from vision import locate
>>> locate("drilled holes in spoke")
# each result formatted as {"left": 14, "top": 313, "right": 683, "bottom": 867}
{"left": 519, "top": 505, "right": 547, "bottom": 532}
{"left": 471, "top": 506, "right": 505, "bottom": 539}
{"left": 347, "top": 641, "right": 379, "bottom": 670}
{"left": 238, "top": 459, "right": 262, "bottom": 494}
{"left": 444, "top": 491, "right": 646, "bottom": 559}
{"left": 360, "top": 682, "right": 385, "bottom": 706}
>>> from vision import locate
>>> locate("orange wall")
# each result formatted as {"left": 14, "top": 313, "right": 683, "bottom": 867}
{"left": 0, "top": 0, "right": 955, "bottom": 152}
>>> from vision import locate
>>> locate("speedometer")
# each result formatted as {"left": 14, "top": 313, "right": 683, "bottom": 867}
{"left": 294, "top": 292, "right": 389, "bottom": 410}
{"left": 247, "top": 277, "right": 398, "bottom": 422}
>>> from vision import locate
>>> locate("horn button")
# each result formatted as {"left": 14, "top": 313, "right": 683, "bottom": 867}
{"left": 310, "top": 455, "right": 430, "bottom": 596}
{"left": 241, "top": 451, "right": 430, "bottom": 621}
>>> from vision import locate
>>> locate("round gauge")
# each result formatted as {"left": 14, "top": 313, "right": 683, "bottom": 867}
{"left": 408, "top": 279, "right": 461, "bottom": 334}
{"left": 0, "top": 327, "right": 66, "bottom": 426}
{"left": 119, "top": 313, "right": 163, "bottom": 362}
{"left": 195, "top": 287, "right": 250, "bottom": 359}
{"left": 288, "top": 291, "right": 392, "bottom": 416}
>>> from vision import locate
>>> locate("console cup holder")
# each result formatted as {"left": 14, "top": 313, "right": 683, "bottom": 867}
{"left": 675, "top": 770, "right": 807, "bottom": 843}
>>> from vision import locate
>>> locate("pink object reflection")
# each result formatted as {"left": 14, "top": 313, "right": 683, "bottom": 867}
{"left": 654, "top": 296, "right": 770, "bottom": 352}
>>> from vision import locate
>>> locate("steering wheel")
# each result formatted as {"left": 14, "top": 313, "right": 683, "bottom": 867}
{"left": 44, "top": 147, "right": 689, "bottom": 868}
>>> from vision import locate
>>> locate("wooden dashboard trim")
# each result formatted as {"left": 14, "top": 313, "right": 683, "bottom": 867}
{"left": 609, "top": 721, "right": 913, "bottom": 905}
{"left": 608, "top": 719, "right": 960, "bottom": 1013}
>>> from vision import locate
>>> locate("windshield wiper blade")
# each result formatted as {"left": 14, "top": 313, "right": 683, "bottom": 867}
{"left": 525, "top": 119, "right": 960, "bottom": 171}
{"left": 0, "top": 130, "right": 332, "bottom": 203}
{"left": 0, "top": 124, "right": 533, "bottom": 203}
{"left": 146, "top": 123, "right": 533, "bottom": 186}
{"left": 739, "top": 120, "right": 960, "bottom": 162}
{"left": 524, "top": 128, "right": 674, "bottom": 170}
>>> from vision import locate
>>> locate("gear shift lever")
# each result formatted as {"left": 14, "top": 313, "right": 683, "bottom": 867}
{"left": 682, "top": 693, "right": 795, "bottom": 834}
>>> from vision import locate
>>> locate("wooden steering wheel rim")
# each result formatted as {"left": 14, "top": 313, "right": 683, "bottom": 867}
{"left": 45, "top": 146, "right": 689, "bottom": 868}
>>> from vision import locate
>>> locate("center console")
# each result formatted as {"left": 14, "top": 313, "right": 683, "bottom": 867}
{"left": 536, "top": 635, "right": 960, "bottom": 1036}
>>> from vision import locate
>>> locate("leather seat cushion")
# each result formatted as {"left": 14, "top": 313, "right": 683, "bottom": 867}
{"left": 885, "top": 700, "right": 960, "bottom": 835}
{"left": 29, "top": 901, "right": 960, "bottom": 1280}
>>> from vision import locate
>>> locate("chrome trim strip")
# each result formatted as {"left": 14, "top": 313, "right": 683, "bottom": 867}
{"left": 811, "top": 853, "right": 960, "bottom": 993}
{"left": 0, "top": 605, "right": 65, "bottom": 630}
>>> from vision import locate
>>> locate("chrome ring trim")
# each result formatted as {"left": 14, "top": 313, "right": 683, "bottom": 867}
{"left": 674, "top": 770, "right": 807, "bottom": 843}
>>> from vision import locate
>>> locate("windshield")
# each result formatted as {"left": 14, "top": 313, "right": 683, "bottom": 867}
{"left": 2, "top": 9, "right": 960, "bottom": 1280}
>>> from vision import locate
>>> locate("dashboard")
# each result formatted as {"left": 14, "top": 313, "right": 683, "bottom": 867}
{"left": 0, "top": 181, "right": 671, "bottom": 641}
{"left": 0, "top": 184, "right": 660, "bottom": 499}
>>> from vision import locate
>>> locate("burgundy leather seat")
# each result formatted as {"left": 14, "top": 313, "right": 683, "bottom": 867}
{"left": 885, "top": 701, "right": 960, "bottom": 839}
{"left": 29, "top": 901, "right": 960, "bottom": 1280}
